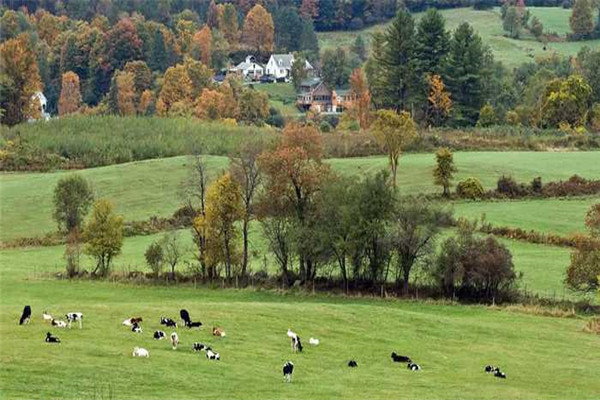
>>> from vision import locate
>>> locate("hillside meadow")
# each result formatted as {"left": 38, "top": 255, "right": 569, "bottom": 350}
{"left": 2, "top": 151, "right": 600, "bottom": 242}
{"left": 317, "top": 7, "right": 600, "bottom": 68}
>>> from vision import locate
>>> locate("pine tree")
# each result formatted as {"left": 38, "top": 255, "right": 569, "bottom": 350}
{"left": 352, "top": 35, "right": 367, "bottom": 62}
{"left": 415, "top": 8, "right": 450, "bottom": 76}
{"left": 570, "top": 0, "right": 594, "bottom": 40}
{"left": 365, "top": 32, "right": 388, "bottom": 109}
{"left": 383, "top": 9, "right": 417, "bottom": 111}
{"left": 149, "top": 28, "right": 167, "bottom": 72}
{"left": 445, "top": 23, "right": 488, "bottom": 126}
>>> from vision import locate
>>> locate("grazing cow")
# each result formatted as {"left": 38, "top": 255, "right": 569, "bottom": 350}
{"left": 160, "top": 317, "right": 177, "bottom": 328}
{"left": 153, "top": 330, "right": 166, "bottom": 340}
{"left": 494, "top": 370, "right": 507, "bottom": 379}
{"left": 132, "top": 347, "right": 149, "bottom": 358}
{"left": 51, "top": 319, "right": 67, "bottom": 328}
{"left": 42, "top": 311, "right": 53, "bottom": 322}
{"left": 206, "top": 348, "right": 220, "bottom": 360}
{"left": 132, "top": 323, "right": 142, "bottom": 333}
{"left": 391, "top": 352, "right": 412, "bottom": 363}
{"left": 348, "top": 360, "right": 358, "bottom": 368}
{"left": 66, "top": 312, "right": 83, "bottom": 329}
{"left": 180, "top": 309, "right": 191, "bottom": 326}
{"left": 212, "top": 327, "right": 226, "bottom": 337}
{"left": 283, "top": 361, "right": 294, "bottom": 383}
{"left": 45, "top": 332, "right": 60, "bottom": 343}
{"left": 407, "top": 363, "right": 421, "bottom": 371}
{"left": 309, "top": 337, "right": 319, "bottom": 346}
{"left": 19, "top": 306, "right": 31, "bottom": 325}
{"left": 171, "top": 332, "right": 179, "bottom": 350}
{"left": 123, "top": 317, "right": 143, "bottom": 326}
{"left": 192, "top": 342, "right": 207, "bottom": 352}
{"left": 287, "top": 329, "right": 303, "bottom": 353}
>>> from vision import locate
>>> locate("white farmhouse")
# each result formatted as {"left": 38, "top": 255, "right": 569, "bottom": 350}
{"left": 265, "top": 54, "right": 313, "bottom": 81}
{"left": 229, "top": 55, "right": 264, "bottom": 79}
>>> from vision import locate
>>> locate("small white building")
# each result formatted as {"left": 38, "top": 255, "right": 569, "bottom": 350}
{"left": 229, "top": 56, "right": 264, "bottom": 79}
{"left": 265, "top": 54, "right": 313, "bottom": 81}
{"left": 28, "top": 91, "right": 51, "bottom": 122}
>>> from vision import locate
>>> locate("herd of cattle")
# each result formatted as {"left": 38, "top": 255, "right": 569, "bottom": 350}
{"left": 19, "top": 305, "right": 507, "bottom": 382}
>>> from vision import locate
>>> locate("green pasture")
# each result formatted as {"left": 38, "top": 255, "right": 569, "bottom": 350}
{"left": 254, "top": 83, "right": 300, "bottom": 117}
{"left": 2, "top": 151, "right": 599, "bottom": 241}
{"left": 317, "top": 7, "right": 600, "bottom": 68}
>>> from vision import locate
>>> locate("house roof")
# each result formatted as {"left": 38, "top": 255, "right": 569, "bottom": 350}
{"left": 271, "top": 54, "right": 294, "bottom": 69}
{"left": 232, "top": 60, "right": 263, "bottom": 71}
{"left": 300, "top": 77, "right": 321, "bottom": 88}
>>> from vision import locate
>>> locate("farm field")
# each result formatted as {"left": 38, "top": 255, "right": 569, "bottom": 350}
{"left": 2, "top": 151, "right": 599, "bottom": 241}
{"left": 317, "top": 7, "right": 600, "bottom": 68}
{"left": 1, "top": 253, "right": 598, "bottom": 400}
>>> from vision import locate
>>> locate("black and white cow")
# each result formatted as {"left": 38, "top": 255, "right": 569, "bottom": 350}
{"left": 283, "top": 361, "right": 294, "bottom": 383}
{"left": 51, "top": 319, "right": 67, "bottom": 328}
{"left": 287, "top": 329, "right": 303, "bottom": 353}
{"left": 132, "top": 323, "right": 142, "bottom": 333}
{"left": 205, "top": 348, "right": 220, "bottom": 360}
{"left": 66, "top": 312, "right": 83, "bottom": 329}
{"left": 494, "top": 370, "right": 507, "bottom": 379}
{"left": 407, "top": 362, "right": 421, "bottom": 371}
{"left": 153, "top": 330, "right": 166, "bottom": 340}
{"left": 391, "top": 352, "right": 412, "bottom": 363}
{"left": 160, "top": 317, "right": 177, "bottom": 328}
{"left": 19, "top": 306, "right": 31, "bottom": 325}
{"left": 484, "top": 365, "right": 498, "bottom": 374}
{"left": 45, "top": 332, "right": 60, "bottom": 343}
{"left": 348, "top": 360, "right": 358, "bottom": 368}
{"left": 193, "top": 342, "right": 207, "bottom": 352}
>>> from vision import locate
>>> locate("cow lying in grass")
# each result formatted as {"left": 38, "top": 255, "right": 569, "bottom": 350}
{"left": 42, "top": 311, "right": 53, "bottom": 322}
{"left": 45, "top": 332, "right": 60, "bottom": 343}
{"left": 391, "top": 352, "right": 412, "bottom": 363}
{"left": 485, "top": 365, "right": 507, "bottom": 379}
{"left": 123, "top": 317, "right": 143, "bottom": 326}
{"left": 132, "top": 323, "right": 142, "bottom": 333}
{"left": 192, "top": 343, "right": 219, "bottom": 360}
{"left": 153, "top": 330, "right": 166, "bottom": 340}
{"left": 212, "top": 327, "right": 226, "bottom": 337}
{"left": 51, "top": 319, "right": 67, "bottom": 328}
{"left": 160, "top": 317, "right": 177, "bottom": 328}
{"left": 132, "top": 347, "right": 149, "bottom": 358}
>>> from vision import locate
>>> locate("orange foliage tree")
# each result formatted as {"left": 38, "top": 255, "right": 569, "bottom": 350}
{"left": 116, "top": 71, "right": 136, "bottom": 116}
{"left": 138, "top": 89, "right": 153, "bottom": 115}
{"left": 426, "top": 74, "right": 452, "bottom": 127}
{"left": 192, "top": 25, "right": 212, "bottom": 67}
{"left": 300, "top": 0, "right": 319, "bottom": 20}
{"left": 0, "top": 34, "right": 42, "bottom": 126}
{"left": 58, "top": 71, "right": 82, "bottom": 116}
{"left": 195, "top": 88, "right": 225, "bottom": 120}
{"left": 242, "top": 4, "right": 274, "bottom": 54}
{"left": 349, "top": 68, "right": 371, "bottom": 130}
{"left": 157, "top": 63, "right": 193, "bottom": 116}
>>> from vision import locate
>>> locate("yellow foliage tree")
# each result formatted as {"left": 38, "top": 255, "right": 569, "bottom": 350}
{"left": 371, "top": 109, "right": 417, "bottom": 188}
{"left": 138, "top": 89, "right": 153, "bottom": 115}
{"left": 242, "top": 4, "right": 274, "bottom": 53}
{"left": 349, "top": 68, "right": 371, "bottom": 130}
{"left": 195, "top": 88, "right": 225, "bottom": 120}
{"left": 58, "top": 71, "right": 82, "bottom": 116}
{"left": 192, "top": 25, "right": 212, "bottom": 67}
{"left": 204, "top": 172, "right": 245, "bottom": 279}
{"left": 157, "top": 64, "right": 193, "bottom": 116}
{"left": 116, "top": 71, "right": 136, "bottom": 116}
{"left": 426, "top": 74, "right": 452, "bottom": 127}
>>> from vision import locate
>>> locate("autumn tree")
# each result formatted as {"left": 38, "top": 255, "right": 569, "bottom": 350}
{"left": 204, "top": 172, "right": 245, "bottom": 279}
{"left": 371, "top": 110, "right": 417, "bottom": 188}
{"left": 192, "top": 25, "right": 212, "bottom": 67}
{"left": 0, "top": 34, "right": 42, "bottom": 126}
{"left": 300, "top": 0, "right": 319, "bottom": 20}
{"left": 138, "top": 89, "right": 154, "bottom": 115}
{"left": 426, "top": 74, "right": 452, "bottom": 126}
{"left": 58, "top": 71, "right": 82, "bottom": 116}
{"left": 242, "top": 4, "right": 275, "bottom": 54}
{"left": 207, "top": 0, "right": 222, "bottom": 29}
{"left": 230, "top": 142, "right": 262, "bottom": 279}
{"left": 157, "top": 63, "right": 193, "bottom": 116}
{"left": 106, "top": 18, "right": 143, "bottom": 70}
{"left": 566, "top": 204, "right": 600, "bottom": 293}
{"left": 123, "top": 60, "right": 152, "bottom": 100}
{"left": 570, "top": 0, "right": 595, "bottom": 40}
{"left": 115, "top": 71, "right": 136, "bottom": 116}
{"left": 195, "top": 88, "right": 226, "bottom": 120}
{"left": 433, "top": 147, "right": 457, "bottom": 197}
{"left": 238, "top": 89, "right": 270, "bottom": 125}
{"left": 53, "top": 174, "right": 94, "bottom": 234}
{"left": 541, "top": 75, "right": 592, "bottom": 128}
{"left": 349, "top": 68, "right": 371, "bottom": 130}
{"left": 83, "top": 199, "right": 124, "bottom": 277}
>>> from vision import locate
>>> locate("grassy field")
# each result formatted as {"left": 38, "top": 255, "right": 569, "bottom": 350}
{"left": 1, "top": 237, "right": 598, "bottom": 399}
{"left": 452, "top": 197, "right": 599, "bottom": 237}
{"left": 2, "top": 151, "right": 599, "bottom": 241}
{"left": 254, "top": 83, "right": 300, "bottom": 117}
{"left": 317, "top": 7, "right": 600, "bottom": 68}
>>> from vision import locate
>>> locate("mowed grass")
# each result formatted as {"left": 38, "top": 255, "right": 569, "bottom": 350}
{"left": 254, "top": 83, "right": 300, "bottom": 117}
{"left": 0, "top": 240, "right": 598, "bottom": 399}
{"left": 317, "top": 7, "right": 600, "bottom": 68}
{"left": 2, "top": 151, "right": 599, "bottom": 241}
{"left": 453, "top": 197, "right": 600, "bottom": 237}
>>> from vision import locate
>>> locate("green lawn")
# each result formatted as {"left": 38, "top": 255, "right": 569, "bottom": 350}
{"left": 453, "top": 197, "right": 599, "bottom": 237}
{"left": 317, "top": 7, "right": 600, "bottom": 68}
{"left": 254, "top": 83, "right": 300, "bottom": 117}
{"left": 0, "top": 235, "right": 598, "bottom": 399}
{"left": 2, "top": 151, "right": 600, "bottom": 241}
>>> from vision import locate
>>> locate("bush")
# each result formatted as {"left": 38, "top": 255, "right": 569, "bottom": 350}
{"left": 496, "top": 175, "right": 529, "bottom": 197}
{"left": 319, "top": 121, "right": 332, "bottom": 133}
{"left": 456, "top": 177, "right": 485, "bottom": 199}
{"left": 506, "top": 110, "right": 520, "bottom": 126}
{"left": 531, "top": 176, "right": 543, "bottom": 193}
{"left": 476, "top": 104, "right": 496, "bottom": 127}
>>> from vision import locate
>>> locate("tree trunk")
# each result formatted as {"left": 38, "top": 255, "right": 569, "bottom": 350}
{"left": 403, "top": 267, "right": 410, "bottom": 296}
{"left": 242, "top": 218, "right": 249, "bottom": 280}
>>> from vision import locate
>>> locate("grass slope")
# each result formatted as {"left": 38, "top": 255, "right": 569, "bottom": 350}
{"left": 254, "top": 83, "right": 300, "bottom": 117}
{"left": 0, "top": 257, "right": 598, "bottom": 399}
{"left": 2, "top": 151, "right": 599, "bottom": 241}
{"left": 317, "top": 7, "right": 600, "bottom": 68}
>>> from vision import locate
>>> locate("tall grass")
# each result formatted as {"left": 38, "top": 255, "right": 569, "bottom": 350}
{"left": 0, "top": 116, "right": 278, "bottom": 168}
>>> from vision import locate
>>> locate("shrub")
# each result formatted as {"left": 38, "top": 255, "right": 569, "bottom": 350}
{"left": 319, "top": 121, "right": 332, "bottom": 133}
{"left": 506, "top": 110, "right": 520, "bottom": 126}
{"left": 583, "top": 318, "right": 600, "bottom": 334}
{"left": 456, "top": 177, "right": 485, "bottom": 199}
{"left": 476, "top": 104, "right": 496, "bottom": 127}
{"left": 566, "top": 243, "right": 600, "bottom": 293}
{"left": 496, "top": 175, "right": 529, "bottom": 197}
{"left": 531, "top": 176, "right": 542, "bottom": 193}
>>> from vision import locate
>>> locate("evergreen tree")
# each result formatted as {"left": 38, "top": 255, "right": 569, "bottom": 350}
{"left": 383, "top": 9, "right": 417, "bottom": 111}
{"left": 445, "top": 23, "right": 489, "bottom": 126}
{"left": 352, "top": 34, "right": 367, "bottom": 62}
{"left": 415, "top": 8, "right": 450, "bottom": 76}
{"left": 149, "top": 28, "right": 168, "bottom": 72}
{"left": 316, "top": 0, "right": 335, "bottom": 30}
{"left": 299, "top": 19, "right": 319, "bottom": 58}
{"left": 274, "top": 7, "right": 304, "bottom": 52}
{"left": 365, "top": 32, "right": 388, "bottom": 109}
